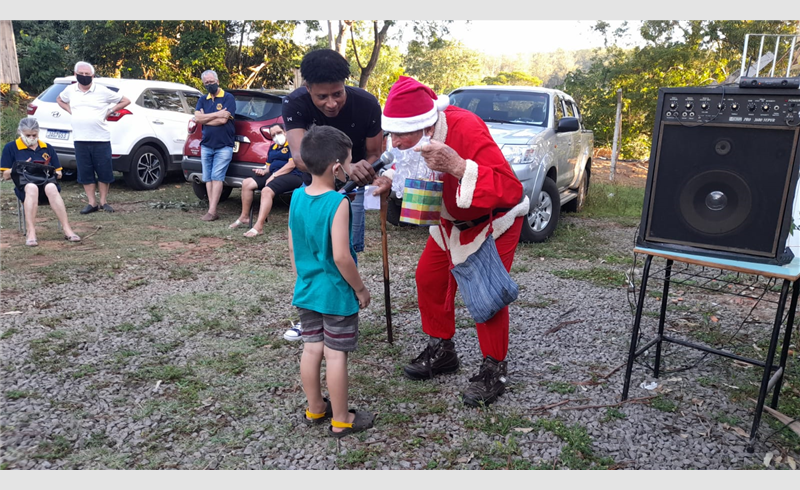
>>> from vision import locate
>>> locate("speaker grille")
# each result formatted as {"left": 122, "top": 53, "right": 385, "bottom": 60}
{"left": 645, "top": 122, "right": 798, "bottom": 258}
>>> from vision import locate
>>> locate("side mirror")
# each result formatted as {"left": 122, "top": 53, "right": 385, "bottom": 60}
{"left": 556, "top": 117, "right": 580, "bottom": 132}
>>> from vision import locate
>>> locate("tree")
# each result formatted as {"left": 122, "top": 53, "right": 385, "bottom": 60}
{"left": 482, "top": 71, "right": 542, "bottom": 86}
{"left": 564, "top": 20, "right": 799, "bottom": 159}
{"left": 405, "top": 38, "right": 482, "bottom": 94}
{"left": 346, "top": 38, "right": 404, "bottom": 104}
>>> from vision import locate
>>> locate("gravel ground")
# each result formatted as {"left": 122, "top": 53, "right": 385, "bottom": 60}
{"left": 1, "top": 209, "right": 798, "bottom": 471}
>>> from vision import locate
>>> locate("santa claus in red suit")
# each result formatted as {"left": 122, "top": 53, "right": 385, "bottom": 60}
{"left": 372, "top": 76, "right": 530, "bottom": 407}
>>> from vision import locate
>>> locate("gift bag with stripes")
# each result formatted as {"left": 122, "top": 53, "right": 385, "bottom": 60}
{"left": 399, "top": 178, "right": 443, "bottom": 225}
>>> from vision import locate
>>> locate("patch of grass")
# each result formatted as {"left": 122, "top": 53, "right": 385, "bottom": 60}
{"left": 337, "top": 448, "right": 371, "bottom": 467}
{"left": 154, "top": 340, "right": 182, "bottom": 354}
{"left": 544, "top": 381, "right": 576, "bottom": 394}
{"left": 713, "top": 412, "right": 741, "bottom": 426}
{"left": 582, "top": 182, "right": 644, "bottom": 223}
{"left": 184, "top": 317, "right": 240, "bottom": 334}
{"left": 112, "top": 322, "right": 141, "bottom": 333}
{"left": 72, "top": 365, "right": 97, "bottom": 379}
{"left": 84, "top": 431, "right": 111, "bottom": 449}
{"left": 132, "top": 364, "right": 194, "bottom": 382}
{"left": 1, "top": 328, "right": 19, "bottom": 339}
{"left": 650, "top": 395, "right": 678, "bottom": 413}
{"left": 380, "top": 413, "right": 413, "bottom": 425}
{"left": 551, "top": 267, "right": 627, "bottom": 288}
{"left": 533, "top": 418, "right": 615, "bottom": 469}
{"left": 32, "top": 435, "right": 73, "bottom": 461}
{"left": 602, "top": 407, "right": 627, "bottom": 422}
{"left": 5, "top": 390, "right": 33, "bottom": 400}
{"left": 29, "top": 335, "right": 78, "bottom": 372}
{"left": 168, "top": 267, "right": 196, "bottom": 280}
{"left": 463, "top": 412, "right": 535, "bottom": 436}
{"left": 200, "top": 351, "right": 249, "bottom": 376}
{"left": 124, "top": 278, "right": 149, "bottom": 290}
{"left": 516, "top": 220, "right": 606, "bottom": 261}
{"left": 515, "top": 295, "right": 553, "bottom": 308}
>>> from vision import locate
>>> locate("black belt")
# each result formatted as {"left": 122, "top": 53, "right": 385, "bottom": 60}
{"left": 452, "top": 207, "right": 513, "bottom": 231}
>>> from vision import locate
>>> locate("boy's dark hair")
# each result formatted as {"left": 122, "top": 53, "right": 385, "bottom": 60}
{"left": 301, "top": 125, "right": 353, "bottom": 176}
{"left": 300, "top": 49, "right": 350, "bottom": 85}
{"left": 270, "top": 122, "right": 285, "bottom": 131}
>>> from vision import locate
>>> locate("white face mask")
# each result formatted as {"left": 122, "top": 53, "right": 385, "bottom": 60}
{"left": 21, "top": 135, "right": 38, "bottom": 147}
{"left": 273, "top": 134, "right": 286, "bottom": 146}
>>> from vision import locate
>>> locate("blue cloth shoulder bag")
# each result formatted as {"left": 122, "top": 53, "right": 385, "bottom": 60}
{"left": 440, "top": 225, "right": 519, "bottom": 324}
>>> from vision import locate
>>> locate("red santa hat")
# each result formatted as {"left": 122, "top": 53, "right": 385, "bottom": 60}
{"left": 382, "top": 76, "right": 450, "bottom": 133}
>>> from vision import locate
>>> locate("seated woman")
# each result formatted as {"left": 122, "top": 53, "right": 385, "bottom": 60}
{"left": 228, "top": 123, "right": 307, "bottom": 237}
{"left": 1, "top": 117, "right": 81, "bottom": 246}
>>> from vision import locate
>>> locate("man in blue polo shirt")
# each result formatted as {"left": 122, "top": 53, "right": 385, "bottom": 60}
{"left": 194, "top": 69, "right": 236, "bottom": 221}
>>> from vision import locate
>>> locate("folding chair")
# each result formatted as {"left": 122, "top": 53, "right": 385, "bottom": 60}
{"left": 17, "top": 196, "right": 62, "bottom": 235}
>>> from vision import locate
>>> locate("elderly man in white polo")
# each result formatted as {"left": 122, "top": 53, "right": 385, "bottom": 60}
{"left": 57, "top": 61, "right": 131, "bottom": 214}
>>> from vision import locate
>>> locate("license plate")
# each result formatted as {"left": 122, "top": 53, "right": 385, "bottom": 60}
{"left": 47, "top": 130, "right": 70, "bottom": 140}
{"left": 233, "top": 141, "right": 240, "bottom": 153}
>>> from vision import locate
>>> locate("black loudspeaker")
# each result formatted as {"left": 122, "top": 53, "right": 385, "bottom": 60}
{"left": 637, "top": 86, "right": 800, "bottom": 265}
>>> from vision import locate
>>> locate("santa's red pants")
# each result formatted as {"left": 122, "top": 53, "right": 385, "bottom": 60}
{"left": 415, "top": 216, "right": 524, "bottom": 361}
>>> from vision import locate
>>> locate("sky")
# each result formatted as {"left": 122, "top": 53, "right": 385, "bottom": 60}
{"left": 294, "top": 20, "right": 645, "bottom": 56}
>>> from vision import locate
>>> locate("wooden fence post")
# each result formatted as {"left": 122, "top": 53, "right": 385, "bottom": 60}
{"left": 610, "top": 88, "right": 622, "bottom": 181}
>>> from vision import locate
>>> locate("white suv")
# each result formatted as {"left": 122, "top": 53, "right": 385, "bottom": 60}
{"left": 28, "top": 76, "right": 203, "bottom": 190}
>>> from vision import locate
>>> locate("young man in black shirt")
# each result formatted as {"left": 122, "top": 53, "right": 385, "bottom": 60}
{"left": 281, "top": 49, "right": 383, "bottom": 341}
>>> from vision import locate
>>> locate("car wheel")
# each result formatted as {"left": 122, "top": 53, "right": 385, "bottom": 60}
{"left": 192, "top": 181, "right": 208, "bottom": 201}
{"left": 563, "top": 168, "right": 590, "bottom": 213}
{"left": 191, "top": 182, "right": 233, "bottom": 202}
{"left": 124, "top": 145, "right": 165, "bottom": 190}
{"left": 220, "top": 185, "right": 233, "bottom": 202}
{"left": 520, "top": 176, "right": 560, "bottom": 243}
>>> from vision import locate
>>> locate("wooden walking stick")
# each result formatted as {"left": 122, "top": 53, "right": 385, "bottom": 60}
{"left": 380, "top": 192, "right": 394, "bottom": 344}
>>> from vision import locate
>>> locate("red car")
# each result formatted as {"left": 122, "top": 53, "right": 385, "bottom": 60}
{"left": 181, "top": 89, "right": 286, "bottom": 200}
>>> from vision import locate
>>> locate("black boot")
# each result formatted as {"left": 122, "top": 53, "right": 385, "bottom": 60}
{"left": 403, "top": 337, "right": 460, "bottom": 380}
{"left": 462, "top": 356, "right": 507, "bottom": 407}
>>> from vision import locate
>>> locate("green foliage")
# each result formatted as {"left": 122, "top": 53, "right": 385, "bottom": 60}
{"left": 1, "top": 93, "right": 28, "bottom": 148}
{"left": 347, "top": 39, "right": 405, "bottom": 105}
{"left": 405, "top": 38, "right": 482, "bottom": 94}
{"left": 562, "top": 20, "right": 797, "bottom": 159}
{"left": 482, "top": 71, "right": 542, "bottom": 86}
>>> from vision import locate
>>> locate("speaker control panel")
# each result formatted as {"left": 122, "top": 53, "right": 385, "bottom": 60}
{"left": 662, "top": 91, "right": 800, "bottom": 126}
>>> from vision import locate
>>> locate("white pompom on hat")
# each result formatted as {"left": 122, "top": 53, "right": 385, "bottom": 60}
{"left": 382, "top": 76, "right": 450, "bottom": 133}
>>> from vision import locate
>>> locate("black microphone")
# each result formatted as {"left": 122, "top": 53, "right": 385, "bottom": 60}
{"left": 339, "top": 150, "right": 395, "bottom": 194}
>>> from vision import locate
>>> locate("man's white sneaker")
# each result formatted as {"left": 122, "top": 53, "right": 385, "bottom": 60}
{"left": 284, "top": 321, "right": 302, "bottom": 341}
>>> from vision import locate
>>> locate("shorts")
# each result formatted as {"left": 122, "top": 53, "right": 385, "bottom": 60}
{"left": 297, "top": 307, "right": 359, "bottom": 352}
{"left": 15, "top": 182, "right": 60, "bottom": 204}
{"left": 74, "top": 141, "right": 114, "bottom": 185}
{"left": 200, "top": 145, "right": 233, "bottom": 182}
{"left": 252, "top": 173, "right": 304, "bottom": 195}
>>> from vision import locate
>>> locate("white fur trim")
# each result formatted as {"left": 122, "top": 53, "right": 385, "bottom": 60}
{"left": 383, "top": 168, "right": 396, "bottom": 180}
{"left": 435, "top": 94, "right": 450, "bottom": 111}
{"left": 456, "top": 159, "right": 479, "bottom": 208}
{"left": 382, "top": 105, "right": 439, "bottom": 133}
{"left": 491, "top": 196, "right": 530, "bottom": 239}
{"left": 448, "top": 226, "right": 490, "bottom": 265}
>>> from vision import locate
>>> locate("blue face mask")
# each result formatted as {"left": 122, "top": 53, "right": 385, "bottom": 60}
{"left": 204, "top": 83, "right": 219, "bottom": 95}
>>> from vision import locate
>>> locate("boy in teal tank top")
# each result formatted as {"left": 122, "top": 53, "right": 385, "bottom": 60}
{"left": 288, "top": 125, "right": 374, "bottom": 437}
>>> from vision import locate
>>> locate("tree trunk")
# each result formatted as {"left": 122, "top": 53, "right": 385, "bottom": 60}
{"left": 357, "top": 21, "right": 390, "bottom": 89}
{"left": 333, "top": 21, "right": 354, "bottom": 58}
{"left": 327, "top": 21, "right": 333, "bottom": 50}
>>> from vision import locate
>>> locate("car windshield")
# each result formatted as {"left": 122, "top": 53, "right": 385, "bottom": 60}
{"left": 449, "top": 89, "right": 548, "bottom": 127}
{"left": 233, "top": 94, "right": 283, "bottom": 121}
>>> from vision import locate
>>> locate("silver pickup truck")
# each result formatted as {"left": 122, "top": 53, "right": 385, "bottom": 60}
{"left": 449, "top": 86, "right": 594, "bottom": 242}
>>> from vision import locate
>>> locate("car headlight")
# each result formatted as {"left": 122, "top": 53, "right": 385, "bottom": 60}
{"left": 501, "top": 144, "right": 540, "bottom": 165}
